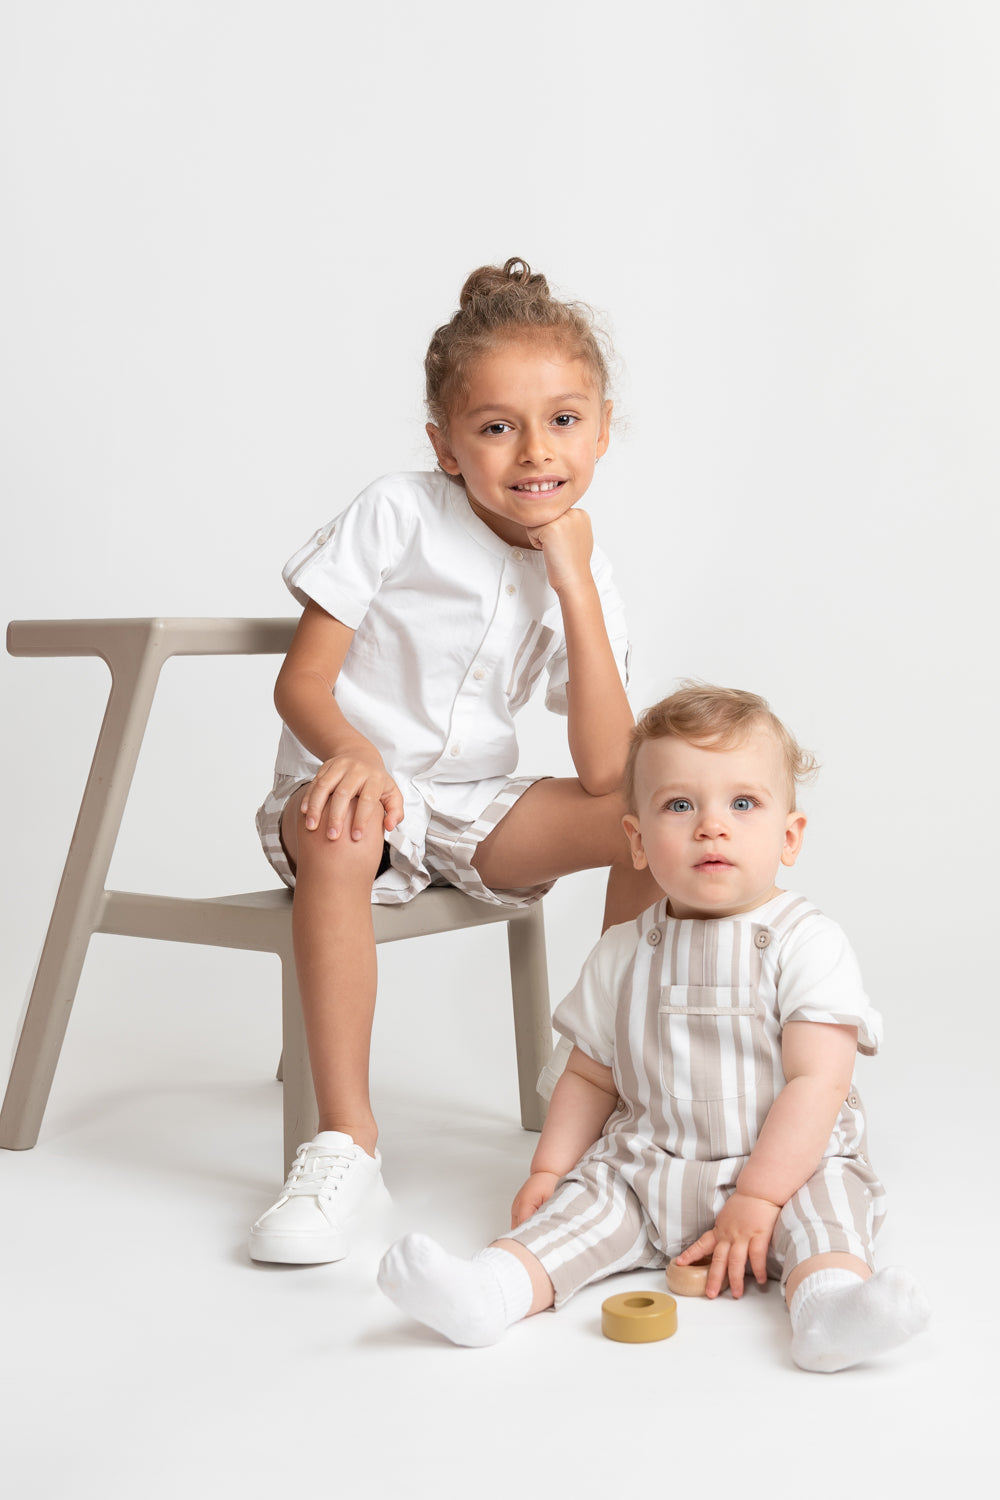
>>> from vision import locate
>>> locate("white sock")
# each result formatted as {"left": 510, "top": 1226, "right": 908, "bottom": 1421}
{"left": 789, "top": 1266, "right": 930, "bottom": 1373}
{"left": 377, "top": 1233, "right": 533, "bottom": 1347}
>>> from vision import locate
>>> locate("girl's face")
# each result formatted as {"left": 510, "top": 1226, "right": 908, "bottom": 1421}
{"left": 427, "top": 336, "right": 612, "bottom": 546}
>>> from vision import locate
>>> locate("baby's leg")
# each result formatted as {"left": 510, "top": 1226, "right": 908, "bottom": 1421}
{"left": 279, "top": 789, "right": 387, "bottom": 1154}
{"left": 377, "top": 1235, "right": 551, "bottom": 1347}
{"left": 471, "top": 778, "right": 660, "bottom": 930}
{"left": 776, "top": 1163, "right": 929, "bottom": 1372}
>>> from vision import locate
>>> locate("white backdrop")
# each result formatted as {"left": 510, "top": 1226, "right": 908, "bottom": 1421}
{"left": 1, "top": 6, "right": 997, "bottom": 1475}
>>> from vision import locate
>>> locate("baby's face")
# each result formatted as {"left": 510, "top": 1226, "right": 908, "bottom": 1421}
{"left": 624, "top": 726, "right": 807, "bottom": 920}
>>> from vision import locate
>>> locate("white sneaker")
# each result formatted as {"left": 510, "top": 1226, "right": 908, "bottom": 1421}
{"left": 248, "top": 1131, "right": 389, "bottom": 1264}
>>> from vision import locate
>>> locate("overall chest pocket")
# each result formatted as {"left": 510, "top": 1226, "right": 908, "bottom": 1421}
{"left": 658, "top": 986, "right": 764, "bottom": 1103}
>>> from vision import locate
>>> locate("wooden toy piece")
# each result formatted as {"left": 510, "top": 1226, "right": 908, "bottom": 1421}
{"left": 601, "top": 1291, "right": 678, "bottom": 1343}
{"left": 665, "top": 1254, "right": 728, "bottom": 1297}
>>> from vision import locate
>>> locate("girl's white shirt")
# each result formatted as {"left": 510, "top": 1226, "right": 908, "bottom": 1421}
{"left": 270, "top": 470, "right": 630, "bottom": 897}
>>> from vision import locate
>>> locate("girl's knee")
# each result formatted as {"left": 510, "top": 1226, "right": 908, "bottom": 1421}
{"left": 293, "top": 820, "right": 385, "bottom": 890}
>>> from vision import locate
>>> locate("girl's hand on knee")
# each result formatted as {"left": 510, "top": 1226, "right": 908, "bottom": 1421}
{"left": 511, "top": 1171, "right": 561, "bottom": 1229}
{"left": 301, "top": 754, "right": 404, "bottom": 841}
{"left": 526, "top": 507, "right": 594, "bottom": 596}
{"left": 676, "top": 1192, "right": 781, "bottom": 1299}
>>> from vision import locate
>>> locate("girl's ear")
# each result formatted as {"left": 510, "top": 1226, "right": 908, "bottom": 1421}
{"left": 780, "top": 812, "right": 807, "bottom": 867}
{"left": 427, "top": 422, "right": 462, "bottom": 476}
{"left": 597, "top": 400, "right": 613, "bottom": 460}
{"left": 622, "top": 813, "right": 647, "bottom": 870}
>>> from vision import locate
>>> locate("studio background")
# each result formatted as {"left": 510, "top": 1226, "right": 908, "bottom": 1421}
{"left": 2, "top": 3, "right": 996, "bottom": 1496}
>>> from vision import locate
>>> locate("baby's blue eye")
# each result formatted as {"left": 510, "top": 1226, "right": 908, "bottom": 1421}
{"left": 732, "top": 797, "right": 754, "bottom": 811}
{"left": 666, "top": 798, "right": 692, "bottom": 813}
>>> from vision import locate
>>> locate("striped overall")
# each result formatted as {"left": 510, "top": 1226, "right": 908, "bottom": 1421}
{"left": 507, "top": 893, "right": 886, "bottom": 1304}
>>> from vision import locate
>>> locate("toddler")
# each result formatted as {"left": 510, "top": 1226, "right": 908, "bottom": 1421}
{"left": 378, "top": 685, "right": 930, "bottom": 1372}
{"left": 249, "top": 259, "right": 660, "bottom": 1264}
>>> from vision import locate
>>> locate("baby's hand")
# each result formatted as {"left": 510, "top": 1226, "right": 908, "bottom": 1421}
{"left": 510, "top": 1170, "right": 561, "bottom": 1229}
{"left": 301, "top": 752, "right": 404, "bottom": 842}
{"left": 675, "top": 1191, "right": 781, "bottom": 1299}
{"left": 526, "top": 507, "right": 594, "bottom": 595}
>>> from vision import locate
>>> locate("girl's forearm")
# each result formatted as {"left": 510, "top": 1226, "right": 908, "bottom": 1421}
{"left": 559, "top": 579, "right": 634, "bottom": 795}
{"left": 274, "top": 666, "right": 382, "bottom": 767}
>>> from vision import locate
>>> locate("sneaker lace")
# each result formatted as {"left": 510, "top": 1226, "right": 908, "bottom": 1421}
{"left": 284, "top": 1142, "right": 355, "bottom": 1197}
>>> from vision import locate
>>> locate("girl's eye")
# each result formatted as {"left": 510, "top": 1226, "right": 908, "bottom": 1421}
{"left": 732, "top": 797, "right": 755, "bottom": 811}
{"left": 666, "top": 798, "right": 693, "bottom": 813}
{"left": 483, "top": 422, "right": 512, "bottom": 436}
{"left": 552, "top": 413, "right": 578, "bottom": 427}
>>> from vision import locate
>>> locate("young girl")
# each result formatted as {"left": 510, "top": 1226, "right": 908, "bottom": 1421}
{"left": 249, "top": 259, "right": 660, "bottom": 1264}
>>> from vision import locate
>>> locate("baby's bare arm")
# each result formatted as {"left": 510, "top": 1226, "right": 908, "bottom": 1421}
{"left": 677, "top": 1021, "right": 859, "bottom": 1297}
{"left": 275, "top": 599, "right": 404, "bottom": 840}
{"left": 511, "top": 1046, "right": 619, "bottom": 1227}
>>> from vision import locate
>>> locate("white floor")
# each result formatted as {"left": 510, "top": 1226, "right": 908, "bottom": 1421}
{"left": 1, "top": 882, "right": 988, "bottom": 1500}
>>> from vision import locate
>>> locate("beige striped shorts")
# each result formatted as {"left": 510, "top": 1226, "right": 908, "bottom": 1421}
{"left": 255, "top": 771, "right": 553, "bottom": 908}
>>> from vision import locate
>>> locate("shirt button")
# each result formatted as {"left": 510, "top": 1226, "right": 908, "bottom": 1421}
{"left": 647, "top": 928, "right": 662, "bottom": 947}
{"left": 512, "top": 549, "right": 524, "bottom": 562}
{"left": 505, "top": 584, "right": 517, "bottom": 596}
{"left": 449, "top": 744, "right": 461, "bottom": 757}
{"left": 473, "top": 668, "right": 486, "bottom": 681}
{"left": 315, "top": 531, "right": 329, "bottom": 546}
{"left": 754, "top": 931, "right": 771, "bottom": 949}
{"left": 848, "top": 1093, "right": 859, "bottom": 1108}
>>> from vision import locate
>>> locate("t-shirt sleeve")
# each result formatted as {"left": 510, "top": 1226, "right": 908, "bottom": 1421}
{"left": 544, "top": 544, "right": 630, "bottom": 715}
{"left": 777, "top": 915, "right": 883, "bottom": 1056}
{"left": 281, "top": 476, "right": 413, "bottom": 629}
{"left": 536, "top": 921, "right": 636, "bottom": 1098}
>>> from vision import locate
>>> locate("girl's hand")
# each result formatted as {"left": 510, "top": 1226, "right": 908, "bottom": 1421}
{"left": 675, "top": 1191, "right": 781, "bottom": 1299}
{"left": 511, "top": 1170, "right": 561, "bottom": 1229}
{"left": 526, "top": 507, "right": 594, "bottom": 595}
{"left": 300, "top": 752, "right": 404, "bottom": 843}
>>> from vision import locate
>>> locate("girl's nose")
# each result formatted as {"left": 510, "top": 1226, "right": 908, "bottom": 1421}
{"left": 518, "top": 424, "right": 553, "bottom": 465}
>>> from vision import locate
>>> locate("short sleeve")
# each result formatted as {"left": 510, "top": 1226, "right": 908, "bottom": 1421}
{"left": 537, "top": 920, "right": 637, "bottom": 1098}
{"left": 544, "top": 545, "right": 630, "bottom": 715}
{"left": 281, "top": 475, "right": 414, "bottom": 629}
{"left": 777, "top": 916, "right": 883, "bottom": 1056}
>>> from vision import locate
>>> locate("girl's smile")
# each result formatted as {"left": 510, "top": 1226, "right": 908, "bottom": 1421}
{"left": 427, "top": 337, "right": 612, "bottom": 548}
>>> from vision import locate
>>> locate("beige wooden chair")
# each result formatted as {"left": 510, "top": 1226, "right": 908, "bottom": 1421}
{"left": 1, "top": 618, "right": 552, "bottom": 1175}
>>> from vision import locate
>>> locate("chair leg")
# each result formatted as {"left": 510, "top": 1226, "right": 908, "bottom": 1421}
{"left": 506, "top": 904, "right": 552, "bottom": 1132}
{"left": 279, "top": 947, "right": 317, "bottom": 1177}
{"left": 1, "top": 625, "right": 167, "bottom": 1150}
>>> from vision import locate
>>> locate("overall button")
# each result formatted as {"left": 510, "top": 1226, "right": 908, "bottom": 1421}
{"left": 754, "top": 931, "right": 771, "bottom": 949}
{"left": 647, "top": 928, "right": 662, "bottom": 947}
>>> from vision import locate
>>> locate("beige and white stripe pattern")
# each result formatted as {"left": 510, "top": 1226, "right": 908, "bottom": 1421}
{"left": 507, "top": 893, "right": 886, "bottom": 1304}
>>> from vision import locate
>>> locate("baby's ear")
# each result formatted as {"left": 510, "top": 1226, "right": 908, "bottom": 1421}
{"left": 780, "top": 812, "right": 807, "bottom": 867}
{"left": 623, "top": 813, "right": 647, "bottom": 870}
{"left": 427, "top": 422, "right": 462, "bottom": 476}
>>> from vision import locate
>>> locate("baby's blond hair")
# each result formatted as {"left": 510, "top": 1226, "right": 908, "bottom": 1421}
{"left": 623, "top": 684, "right": 819, "bottom": 812}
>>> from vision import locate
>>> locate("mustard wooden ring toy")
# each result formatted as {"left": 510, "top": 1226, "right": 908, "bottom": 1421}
{"left": 601, "top": 1291, "right": 678, "bottom": 1343}
{"left": 665, "top": 1254, "right": 727, "bottom": 1297}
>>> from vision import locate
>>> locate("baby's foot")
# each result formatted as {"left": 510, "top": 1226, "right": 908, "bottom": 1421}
{"left": 790, "top": 1266, "right": 930, "bottom": 1373}
{"left": 377, "top": 1233, "right": 531, "bottom": 1347}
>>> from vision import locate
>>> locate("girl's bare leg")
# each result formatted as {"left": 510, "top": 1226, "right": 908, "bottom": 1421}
{"left": 471, "top": 777, "right": 661, "bottom": 931}
{"left": 280, "top": 794, "right": 385, "bottom": 1155}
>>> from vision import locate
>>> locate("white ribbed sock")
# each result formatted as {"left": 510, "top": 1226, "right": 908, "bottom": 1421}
{"left": 377, "top": 1233, "right": 533, "bottom": 1347}
{"left": 789, "top": 1266, "right": 930, "bottom": 1373}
